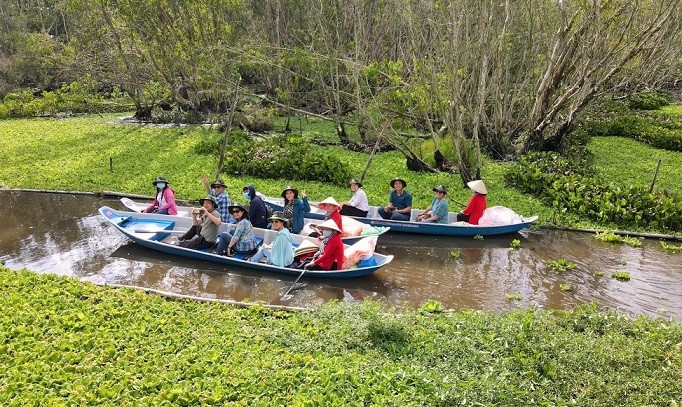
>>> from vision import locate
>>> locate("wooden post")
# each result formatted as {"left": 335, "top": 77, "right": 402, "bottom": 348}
{"left": 109, "top": 157, "right": 113, "bottom": 172}
{"left": 649, "top": 158, "right": 661, "bottom": 193}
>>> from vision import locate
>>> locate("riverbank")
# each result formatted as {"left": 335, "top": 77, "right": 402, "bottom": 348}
{"left": 2, "top": 266, "right": 680, "bottom": 405}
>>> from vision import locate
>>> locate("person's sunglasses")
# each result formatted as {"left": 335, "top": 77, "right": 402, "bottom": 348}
{"left": 231, "top": 209, "right": 242, "bottom": 214}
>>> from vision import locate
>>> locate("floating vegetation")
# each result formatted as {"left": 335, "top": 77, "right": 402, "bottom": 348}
{"left": 660, "top": 241, "right": 682, "bottom": 253}
{"left": 560, "top": 284, "right": 573, "bottom": 292}
{"left": 595, "top": 270, "right": 605, "bottom": 277}
{"left": 419, "top": 300, "right": 444, "bottom": 314}
{"left": 510, "top": 239, "right": 521, "bottom": 249}
{"left": 506, "top": 293, "right": 522, "bottom": 301}
{"left": 474, "top": 234, "right": 484, "bottom": 240}
{"left": 449, "top": 251, "right": 461, "bottom": 259}
{"left": 593, "top": 231, "right": 642, "bottom": 247}
{"left": 611, "top": 271, "right": 631, "bottom": 281}
{"left": 546, "top": 258, "right": 576, "bottom": 272}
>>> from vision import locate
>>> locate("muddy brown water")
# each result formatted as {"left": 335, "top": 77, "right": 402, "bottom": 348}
{"left": 1, "top": 190, "right": 680, "bottom": 321}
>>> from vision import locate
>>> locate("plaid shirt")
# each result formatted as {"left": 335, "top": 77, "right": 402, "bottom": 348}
{"left": 211, "top": 190, "right": 232, "bottom": 223}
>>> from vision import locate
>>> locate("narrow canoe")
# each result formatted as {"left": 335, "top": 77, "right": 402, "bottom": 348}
{"left": 261, "top": 195, "right": 538, "bottom": 237}
{"left": 99, "top": 206, "right": 393, "bottom": 278}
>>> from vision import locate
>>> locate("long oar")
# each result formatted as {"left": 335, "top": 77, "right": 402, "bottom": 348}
{"left": 280, "top": 268, "right": 307, "bottom": 301}
{"left": 133, "top": 227, "right": 186, "bottom": 235}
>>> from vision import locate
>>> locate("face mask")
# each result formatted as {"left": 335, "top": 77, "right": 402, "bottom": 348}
{"left": 242, "top": 192, "right": 250, "bottom": 199}
{"left": 156, "top": 183, "right": 166, "bottom": 189}
{"left": 322, "top": 230, "right": 333, "bottom": 238}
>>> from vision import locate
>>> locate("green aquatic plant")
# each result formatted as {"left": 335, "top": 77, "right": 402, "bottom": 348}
{"left": 506, "top": 293, "right": 522, "bottom": 301}
{"left": 449, "top": 251, "right": 461, "bottom": 259}
{"left": 611, "top": 271, "right": 631, "bottom": 281}
{"left": 595, "top": 270, "right": 605, "bottom": 277}
{"left": 660, "top": 241, "right": 682, "bottom": 253}
{"left": 560, "top": 284, "right": 573, "bottom": 292}
{"left": 593, "top": 231, "right": 642, "bottom": 247}
{"left": 510, "top": 239, "right": 521, "bottom": 248}
{"left": 419, "top": 300, "right": 444, "bottom": 314}
{"left": 474, "top": 234, "right": 484, "bottom": 240}
{"left": 546, "top": 258, "right": 576, "bottom": 272}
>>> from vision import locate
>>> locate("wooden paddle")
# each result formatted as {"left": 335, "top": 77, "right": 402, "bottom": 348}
{"left": 133, "top": 227, "right": 186, "bottom": 235}
{"left": 280, "top": 267, "right": 308, "bottom": 301}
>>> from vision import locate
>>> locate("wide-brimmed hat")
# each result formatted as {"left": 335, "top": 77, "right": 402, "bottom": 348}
{"left": 390, "top": 178, "right": 407, "bottom": 189}
{"left": 268, "top": 211, "right": 289, "bottom": 226}
{"left": 348, "top": 179, "right": 363, "bottom": 188}
{"left": 228, "top": 203, "right": 248, "bottom": 215}
{"left": 280, "top": 186, "right": 298, "bottom": 199}
{"left": 211, "top": 179, "right": 227, "bottom": 188}
{"left": 467, "top": 180, "right": 487, "bottom": 195}
{"left": 199, "top": 195, "right": 217, "bottom": 208}
{"left": 152, "top": 176, "right": 169, "bottom": 186}
{"left": 317, "top": 197, "right": 340, "bottom": 209}
{"left": 294, "top": 240, "right": 319, "bottom": 257}
{"left": 432, "top": 185, "right": 447, "bottom": 194}
{"left": 316, "top": 219, "right": 341, "bottom": 233}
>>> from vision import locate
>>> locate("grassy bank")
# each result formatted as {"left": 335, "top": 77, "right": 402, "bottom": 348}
{"left": 2, "top": 113, "right": 681, "bottom": 234}
{"left": 2, "top": 267, "right": 680, "bottom": 405}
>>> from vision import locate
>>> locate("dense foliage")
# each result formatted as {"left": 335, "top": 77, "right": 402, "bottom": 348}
{"left": 208, "top": 133, "right": 354, "bottom": 187}
{"left": 504, "top": 152, "right": 682, "bottom": 232}
{"left": 1, "top": 267, "right": 680, "bottom": 405}
{"left": 0, "top": 81, "right": 133, "bottom": 119}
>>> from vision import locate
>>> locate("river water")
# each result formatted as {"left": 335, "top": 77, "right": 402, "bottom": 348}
{"left": 1, "top": 190, "right": 680, "bottom": 321}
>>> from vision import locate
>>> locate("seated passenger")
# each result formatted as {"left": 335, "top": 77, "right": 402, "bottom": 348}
{"left": 455, "top": 180, "right": 487, "bottom": 225}
{"left": 302, "top": 219, "right": 345, "bottom": 271}
{"left": 378, "top": 177, "right": 412, "bottom": 221}
{"left": 216, "top": 203, "right": 259, "bottom": 256}
{"left": 143, "top": 176, "right": 177, "bottom": 215}
{"left": 249, "top": 212, "right": 294, "bottom": 266}
{"left": 340, "top": 178, "right": 370, "bottom": 218}
{"left": 281, "top": 186, "right": 311, "bottom": 234}
{"left": 416, "top": 185, "right": 450, "bottom": 224}
{"left": 178, "top": 195, "right": 221, "bottom": 249}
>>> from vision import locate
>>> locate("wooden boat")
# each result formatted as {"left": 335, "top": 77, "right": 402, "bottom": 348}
{"left": 261, "top": 194, "right": 539, "bottom": 237}
{"left": 99, "top": 206, "right": 393, "bottom": 278}
{"left": 119, "top": 197, "right": 390, "bottom": 244}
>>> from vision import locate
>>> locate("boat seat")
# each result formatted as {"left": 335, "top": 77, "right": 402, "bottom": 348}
{"left": 410, "top": 209, "right": 424, "bottom": 221}
{"left": 448, "top": 213, "right": 459, "bottom": 223}
{"left": 366, "top": 207, "right": 379, "bottom": 218}
{"left": 357, "top": 257, "right": 377, "bottom": 268}
{"left": 227, "top": 237, "right": 264, "bottom": 259}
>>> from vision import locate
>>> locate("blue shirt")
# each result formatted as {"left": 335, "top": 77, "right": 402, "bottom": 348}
{"left": 211, "top": 190, "right": 233, "bottom": 223}
{"left": 430, "top": 197, "right": 450, "bottom": 224}
{"left": 389, "top": 190, "right": 413, "bottom": 210}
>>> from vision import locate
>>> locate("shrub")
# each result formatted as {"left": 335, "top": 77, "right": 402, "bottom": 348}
{"left": 505, "top": 151, "right": 682, "bottom": 232}
{"left": 626, "top": 92, "right": 671, "bottom": 110}
{"left": 204, "top": 134, "right": 353, "bottom": 186}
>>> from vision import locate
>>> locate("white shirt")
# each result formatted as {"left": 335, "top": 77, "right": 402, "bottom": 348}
{"left": 349, "top": 188, "right": 370, "bottom": 211}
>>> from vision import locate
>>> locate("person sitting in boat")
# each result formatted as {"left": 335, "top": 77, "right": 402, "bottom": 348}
{"left": 249, "top": 212, "right": 294, "bottom": 266}
{"left": 200, "top": 176, "right": 233, "bottom": 223}
{"left": 215, "top": 203, "right": 259, "bottom": 257}
{"left": 340, "top": 178, "right": 370, "bottom": 218}
{"left": 416, "top": 185, "right": 450, "bottom": 224}
{"left": 178, "top": 195, "right": 221, "bottom": 249}
{"left": 281, "top": 186, "right": 310, "bottom": 234}
{"left": 378, "top": 178, "right": 412, "bottom": 221}
{"left": 309, "top": 197, "right": 343, "bottom": 238}
{"left": 143, "top": 176, "right": 177, "bottom": 215}
{"left": 302, "top": 219, "right": 345, "bottom": 271}
{"left": 242, "top": 184, "right": 268, "bottom": 229}
{"left": 455, "top": 180, "right": 487, "bottom": 225}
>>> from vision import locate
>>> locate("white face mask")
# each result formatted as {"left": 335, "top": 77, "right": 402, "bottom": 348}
{"left": 156, "top": 183, "right": 166, "bottom": 189}
{"left": 242, "top": 192, "right": 250, "bottom": 199}
{"left": 322, "top": 230, "right": 333, "bottom": 238}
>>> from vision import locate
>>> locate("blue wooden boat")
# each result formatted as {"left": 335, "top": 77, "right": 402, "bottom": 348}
{"left": 99, "top": 206, "right": 392, "bottom": 278}
{"left": 261, "top": 194, "right": 538, "bottom": 237}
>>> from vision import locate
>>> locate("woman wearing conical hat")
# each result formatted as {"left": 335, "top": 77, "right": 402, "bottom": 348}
{"left": 309, "top": 196, "right": 343, "bottom": 238}
{"left": 302, "top": 219, "right": 345, "bottom": 271}
{"left": 339, "top": 179, "right": 370, "bottom": 218}
{"left": 455, "top": 180, "right": 488, "bottom": 225}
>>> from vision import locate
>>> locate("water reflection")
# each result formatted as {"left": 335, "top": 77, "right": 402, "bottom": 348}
{"left": 1, "top": 190, "right": 680, "bottom": 320}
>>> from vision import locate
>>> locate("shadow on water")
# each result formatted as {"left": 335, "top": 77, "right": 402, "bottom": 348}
{"left": 1, "top": 190, "right": 680, "bottom": 320}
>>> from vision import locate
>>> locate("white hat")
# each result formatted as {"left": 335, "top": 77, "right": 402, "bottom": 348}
{"left": 316, "top": 219, "right": 341, "bottom": 233}
{"left": 317, "top": 197, "right": 340, "bottom": 208}
{"left": 467, "top": 180, "right": 487, "bottom": 195}
{"left": 294, "top": 240, "right": 319, "bottom": 256}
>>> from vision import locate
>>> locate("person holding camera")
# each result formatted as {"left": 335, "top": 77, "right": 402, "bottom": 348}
{"left": 177, "top": 195, "right": 221, "bottom": 250}
{"left": 378, "top": 178, "right": 412, "bottom": 221}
